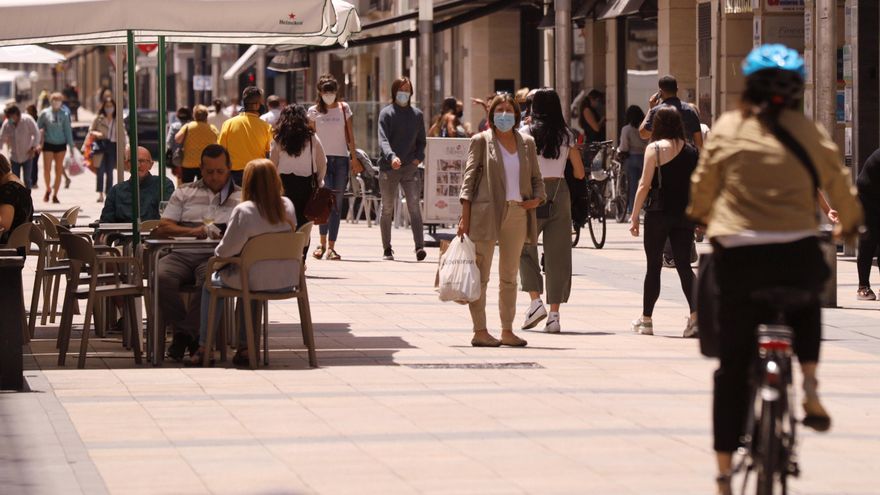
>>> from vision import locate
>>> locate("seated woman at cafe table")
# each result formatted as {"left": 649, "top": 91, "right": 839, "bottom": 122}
{"left": 0, "top": 152, "right": 34, "bottom": 255}
{"left": 189, "top": 158, "right": 299, "bottom": 367}
{"left": 99, "top": 146, "right": 174, "bottom": 223}
{"left": 153, "top": 144, "right": 241, "bottom": 361}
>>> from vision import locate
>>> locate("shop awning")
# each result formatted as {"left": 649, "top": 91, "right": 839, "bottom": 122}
{"left": 573, "top": 0, "right": 606, "bottom": 20}
{"left": 223, "top": 45, "right": 263, "bottom": 81}
{"left": 0, "top": 44, "right": 65, "bottom": 64}
{"left": 598, "top": 0, "right": 645, "bottom": 20}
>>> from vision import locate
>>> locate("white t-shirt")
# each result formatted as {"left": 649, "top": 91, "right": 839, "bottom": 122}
{"left": 307, "top": 103, "right": 351, "bottom": 157}
{"left": 261, "top": 108, "right": 281, "bottom": 127}
{"left": 500, "top": 145, "right": 521, "bottom": 201}
{"left": 272, "top": 135, "right": 327, "bottom": 185}
{"left": 519, "top": 126, "right": 573, "bottom": 178}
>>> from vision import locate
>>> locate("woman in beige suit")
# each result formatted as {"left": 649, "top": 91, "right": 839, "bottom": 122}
{"left": 458, "top": 94, "right": 546, "bottom": 347}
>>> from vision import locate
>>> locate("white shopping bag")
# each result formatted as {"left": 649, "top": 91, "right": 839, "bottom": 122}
{"left": 64, "top": 148, "right": 86, "bottom": 176}
{"left": 438, "top": 235, "right": 481, "bottom": 304}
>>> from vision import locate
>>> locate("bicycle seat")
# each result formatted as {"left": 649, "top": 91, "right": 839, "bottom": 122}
{"left": 751, "top": 287, "right": 815, "bottom": 312}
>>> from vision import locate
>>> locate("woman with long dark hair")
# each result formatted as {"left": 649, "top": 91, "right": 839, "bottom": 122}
{"left": 518, "top": 88, "right": 586, "bottom": 333}
{"left": 628, "top": 107, "right": 699, "bottom": 337}
{"left": 307, "top": 73, "right": 362, "bottom": 261}
{"left": 618, "top": 105, "right": 649, "bottom": 216}
{"left": 271, "top": 105, "right": 327, "bottom": 228}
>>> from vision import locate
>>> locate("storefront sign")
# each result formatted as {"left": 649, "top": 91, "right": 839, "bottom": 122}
{"left": 763, "top": 16, "right": 805, "bottom": 51}
{"left": 424, "top": 137, "right": 469, "bottom": 223}
{"left": 753, "top": 15, "right": 762, "bottom": 47}
{"left": 764, "top": 0, "right": 805, "bottom": 12}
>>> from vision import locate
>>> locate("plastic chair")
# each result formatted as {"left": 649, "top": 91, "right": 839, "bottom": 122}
{"left": 352, "top": 175, "right": 381, "bottom": 228}
{"left": 56, "top": 233, "right": 144, "bottom": 368}
{"left": 61, "top": 206, "right": 80, "bottom": 227}
{"left": 203, "top": 223, "right": 316, "bottom": 369}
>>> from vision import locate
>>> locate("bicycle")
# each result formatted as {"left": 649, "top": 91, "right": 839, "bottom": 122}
{"left": 729, "top": 287, "right": 812, "bottom": 495}
{"left": 572, "top": 140, "right": 611, "bottom": 249}
{"left": 606, "top": 148, "right": 628, "bottom": 223}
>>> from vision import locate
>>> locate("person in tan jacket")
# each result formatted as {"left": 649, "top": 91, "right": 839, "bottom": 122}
{"left": 458, "top": 93, "right": 545, "bottom": 347}
{"left": 686, "top": 44, "right": 862, "bottom": 495}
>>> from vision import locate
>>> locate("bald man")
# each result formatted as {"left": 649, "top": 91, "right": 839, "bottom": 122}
{"left": 99, "top": 146, "right": 175, "bottom": 223}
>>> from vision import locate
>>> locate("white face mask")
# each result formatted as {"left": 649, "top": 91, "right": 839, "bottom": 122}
{"left": 321, "top": 93, "right": 337, "bottom": 106}
{"left": 105, "top": 106, "right": 115, "bottom": 115}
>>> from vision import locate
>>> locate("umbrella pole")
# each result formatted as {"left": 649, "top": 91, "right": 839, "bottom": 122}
{"left": 158, "top": 36, "right": 167, "bottom": 201}
{"left": 127, "top": 30, "right": 140, "bottom": 244}
{"left": 115, "top": 45, "right": 125, "bottom": 184}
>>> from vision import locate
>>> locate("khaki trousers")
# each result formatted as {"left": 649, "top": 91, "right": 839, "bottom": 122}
{"left": 469, "top": 203, "right": 528, "bottom": 331}
{"left": 520, "top": 178, "right": 572, "bottom": 304}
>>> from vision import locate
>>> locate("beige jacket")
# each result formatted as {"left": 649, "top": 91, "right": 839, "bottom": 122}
{"left": 688, "top": 109, "right": 862, "bottom": 238}
{"left": 460, "top": 130, "right": 546, "bottom": 244}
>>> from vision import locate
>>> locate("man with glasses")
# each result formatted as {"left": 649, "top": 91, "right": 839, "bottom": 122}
{"left": 99, "top": 146, "right": 174, "bottom": 223}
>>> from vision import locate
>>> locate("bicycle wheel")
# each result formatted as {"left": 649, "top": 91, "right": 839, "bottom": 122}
{"left": 613, "top": 196, "right": 627, "bottom": 223}
{"left": 615, "top": 174, "right": 629, "bottom": 223}
{"left": 572, "top": 221, "right": 581, "bottom": 247}
{"left": 757, "top": 396, "right": 781, "bottom": 495}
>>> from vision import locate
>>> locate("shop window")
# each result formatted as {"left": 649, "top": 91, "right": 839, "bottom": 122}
{"left": 625, "top": 17, "right": 658, "bottom": 112}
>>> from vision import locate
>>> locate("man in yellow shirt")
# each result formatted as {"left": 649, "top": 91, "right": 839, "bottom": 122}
{"left": 218, "top": 86, "right": 272, "bottom": 185}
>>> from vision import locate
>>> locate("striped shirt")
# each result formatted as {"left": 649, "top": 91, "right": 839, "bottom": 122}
{"left": 161, "top": 178, "right": 241, "bottom": 227}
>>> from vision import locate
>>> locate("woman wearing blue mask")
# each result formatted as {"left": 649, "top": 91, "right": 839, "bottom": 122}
{"left": 458, "top": 93, "right": 546, "bottom": 347}
{"left": 377, "top": 76, "right": 428, "bottom": 261}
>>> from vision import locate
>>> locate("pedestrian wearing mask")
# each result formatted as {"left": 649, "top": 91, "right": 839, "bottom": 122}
{"left": 89, "top": 98, "right": 121, "bottom": 202}
{"left": 377, "top": 76, "right": 427, "bottom": 261}
{"left": 629, "top": 107, "right": 700, "bottom": 337}
{"left": 37, "top": 92, "right": 75, "bottom": 203}
{"left": 519, "top": 88, "right": 586, "bottom": 334}
{"left": 458, "top": 93, "right": 546, "bottom": 347}
{"left": 307, "top": 74, "right": 363, "bottom": 260}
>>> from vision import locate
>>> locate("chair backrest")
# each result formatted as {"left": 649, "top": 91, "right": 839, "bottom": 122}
{"left": 40, "top": 213, "right": 61, "bottom": 240}
{"left": 59, "top": 232, "right": 96, "bottom": 266}
{"left": 2, "top": 222, "right": 32, "bottom": 250}
{"left": 298, "top": 221, "right": 313, "bottom": 238}
{"left": 29, "top": 223, "right": 45, "bottom": 248}
{"left": 62, "top": 206, "right": 80, "bottom": 226}
{"left": 240, "top": 230, "right": 308, "bottom": 273}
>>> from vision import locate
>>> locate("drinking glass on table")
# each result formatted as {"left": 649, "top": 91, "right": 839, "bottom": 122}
{"left": 202, "top": 205, "right": 220, "bottom": 239}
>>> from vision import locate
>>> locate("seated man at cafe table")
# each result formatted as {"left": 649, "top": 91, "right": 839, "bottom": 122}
{"left": 99, "top": 146, "right": 174, "bottom": 223}
{"left": 153, "top": 144, "right": 241, "bottom": 361}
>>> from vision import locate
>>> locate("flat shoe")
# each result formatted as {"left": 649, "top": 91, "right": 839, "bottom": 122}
{"left": 501, "top": 335, "right": 528, "bottom": 347}
{"left": 312, "top": 246, "right": 326, "bottom": 259}
{"left": 471, "top": 334, "right": 501, "bottom": 347}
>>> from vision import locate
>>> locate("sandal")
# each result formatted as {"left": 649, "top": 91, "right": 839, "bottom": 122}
{"left": 326, "top": 248, "right": 341, "bottom": 261}
{"left": 184, "top": 347, "right": 214, "bottom": 367}
{"left": 312, "top": 246, "right": 326, "bottom": 259}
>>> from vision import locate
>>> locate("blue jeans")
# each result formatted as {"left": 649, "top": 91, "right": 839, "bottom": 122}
{"left": 97, "top": 142, "right": 116, "bottom": 193}
{"left": 11, "top": 160, "right": 33, "bottom": 188}
{"left": 625, "top": 153, "right": 644, "bottom": 215}
{"left": 318, "top": 156, "right": 350, "bottom": 242}
{"left": 199, "top": 272, "right": 293, "bottom": 348}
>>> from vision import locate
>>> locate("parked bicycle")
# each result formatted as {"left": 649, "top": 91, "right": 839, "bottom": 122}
{"left": 607, "top": 149, "right": 628, "bottom": 223}
{"left": 729, "top": 287, "right": 811, "bottom": 495}
{"left": 572, "top": 140, "right": 612, "bottom": 248}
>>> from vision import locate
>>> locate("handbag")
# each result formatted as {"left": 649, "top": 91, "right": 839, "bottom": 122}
{"left": 536, "top": 179, "right": 561, "bottom": 219}
{"left": 171, "top": 124, "right": 187, "bottom": 168}
{"left": 643, "top": 143, "right": 663, "bottom": 211}
{"left": 303, "top": 137, "right": 336, "bottom": 225}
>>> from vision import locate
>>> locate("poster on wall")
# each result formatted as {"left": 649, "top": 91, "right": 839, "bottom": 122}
{"left": 764, "top": 0, "right": 805, "bottom": 12}
{"left": 424, "top": 137, "right": 470, "bottom": 223}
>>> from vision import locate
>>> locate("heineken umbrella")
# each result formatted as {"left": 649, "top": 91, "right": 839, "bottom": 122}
{"left": 0, "top": 0, "right": 361, "bottom": 244}
{"left": 0, "top": 44, "right": 65, "bottom": 64}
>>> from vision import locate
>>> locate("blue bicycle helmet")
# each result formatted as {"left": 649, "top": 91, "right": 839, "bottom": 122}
{"left": 742, "top": 44, "right": 805, "bottom": 78}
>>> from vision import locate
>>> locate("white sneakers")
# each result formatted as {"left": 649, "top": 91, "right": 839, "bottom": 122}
{"left": 631, "top": 317, "right": 654, "bottom": 335}
{"left": 521, "top": 299, "right": 548, "bottom": 330}
{"left": 521, "top": 300, "right": 561, "bottom": 333}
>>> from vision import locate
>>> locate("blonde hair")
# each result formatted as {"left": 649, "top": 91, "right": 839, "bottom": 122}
{"left": 241, "top": 159, "right": 287, "bottom": 226}
{"left": 193, "top": 104, "right": 209, "bottom": 122}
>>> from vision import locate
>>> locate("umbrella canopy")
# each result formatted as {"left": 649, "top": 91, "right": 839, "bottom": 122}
{"left": 0, "top": 44, "right": 66, "bottom": 64}
{"left": 0, "top": 0, "right": 353, "bottom": 46}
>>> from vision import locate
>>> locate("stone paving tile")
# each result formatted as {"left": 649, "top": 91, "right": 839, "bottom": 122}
{"left": 4, "top": 170, "right": 879, "bottom": 494}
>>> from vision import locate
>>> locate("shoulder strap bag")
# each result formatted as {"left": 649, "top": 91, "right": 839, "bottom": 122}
{"left": 644, "top": 142, "right": 664, "bottom": 211}
{"left": 303, "top": 137, "right": 336, "bottom": 225}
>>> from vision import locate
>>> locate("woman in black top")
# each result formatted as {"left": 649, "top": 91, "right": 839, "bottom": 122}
{"left": 627, "top": 107, "right": 699, "bottom": 337}
{"left": 0, "top": 153, "right": 34, "bottom": 249}
{"left": 857, "top": 148, "right": 880, "bottom": 300}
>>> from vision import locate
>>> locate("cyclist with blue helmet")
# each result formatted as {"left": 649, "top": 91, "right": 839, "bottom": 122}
{"left": 687, "top": 44, "right": 863, "bottom": 494}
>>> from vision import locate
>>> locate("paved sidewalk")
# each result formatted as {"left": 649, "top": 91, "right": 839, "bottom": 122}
{"left": 3, "top": 169, "right": 879, "bottom": 494}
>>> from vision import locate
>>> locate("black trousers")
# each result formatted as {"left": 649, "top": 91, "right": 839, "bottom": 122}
{"left": 712, "top": 237, "right": 828, "bottom": 452}
{"left": 857, "top": 196, "right": 879, "bottom": 287}
{"left": 642, "top": 212, "right": 696, "bottom": 316}
{"left": 280, "top": 173, "right": 314, "bottom": 229}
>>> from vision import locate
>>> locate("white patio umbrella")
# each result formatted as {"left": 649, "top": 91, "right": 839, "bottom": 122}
{"left": 0, "top": 44, "right": 66, "bottom": 64}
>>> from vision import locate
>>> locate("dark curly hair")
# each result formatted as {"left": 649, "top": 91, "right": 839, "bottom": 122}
{"left": 529, "top": 88, "right": 572, "bottom": 160}
{"left": 274, "top": 105, "right": 314, "bottom": 157}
